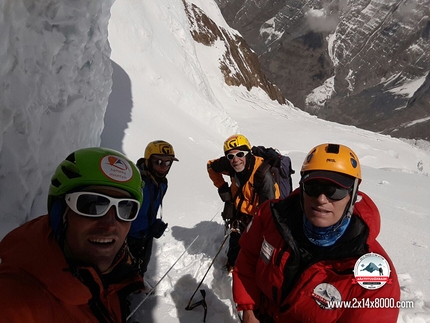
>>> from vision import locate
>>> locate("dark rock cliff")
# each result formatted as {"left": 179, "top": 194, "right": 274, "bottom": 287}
{"left": 215, "top": 0, "right": 430, "bottom": 140}
{"left": 183, "top": 0, "right": 285, "bottom": 105}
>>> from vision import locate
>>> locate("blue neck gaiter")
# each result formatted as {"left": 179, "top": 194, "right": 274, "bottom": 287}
{"left": 303, "top": 214, "right": 351, "bottom": 247}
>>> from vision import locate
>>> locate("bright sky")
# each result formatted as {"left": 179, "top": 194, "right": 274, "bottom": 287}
{"left": 1, "top": 0, "right": 430, "bottom": 322}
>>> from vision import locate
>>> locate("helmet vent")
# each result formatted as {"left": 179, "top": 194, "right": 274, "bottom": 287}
{"left": 61, "top": 165, "right": 81, "bottom": 179}
{"left": 51, "top": 178, "right": 61, "bottom": 188}
{"left": 65, "top": 152, "right": 76, "bottom": 163}
{"left": 327, "top": 144, "right": 340, "bottom": 154}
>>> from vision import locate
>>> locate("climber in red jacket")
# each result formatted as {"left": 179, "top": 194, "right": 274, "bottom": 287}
{"left": 233, "top": 143, "right": 400, "bottom": 323}
{"left": 0, "top": 147, "right": 144, "bottom": 322}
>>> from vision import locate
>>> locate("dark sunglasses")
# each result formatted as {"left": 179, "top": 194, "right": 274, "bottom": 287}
{"left": 65, "top": 192, "right": 140, "bottom": 221}
{"left": 226, "top": 151, "right": 248, "bottom": 160}
{"left": 152, "top": 159, "right": 172, "bottom": 167}
{"left": 302, "top": 182, "right": 351, "bottom": 201}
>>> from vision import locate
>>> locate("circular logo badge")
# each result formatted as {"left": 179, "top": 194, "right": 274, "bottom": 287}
{"left": 353, "top": 252, "right": 391, "bottom": 290}
{"left": 100, "top": 155, "right": 133, "bottom": 182}
{"left": 312, "top": 283, "right": 342, "bottom": 309}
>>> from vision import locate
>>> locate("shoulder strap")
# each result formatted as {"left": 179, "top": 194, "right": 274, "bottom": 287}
{"left": 253, "top": 159, "right": 273, "bottom": 195}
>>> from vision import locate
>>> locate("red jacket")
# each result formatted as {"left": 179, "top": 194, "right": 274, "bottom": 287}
{"left": 0, "top": 215, "right": 143, "bottom": 323}
{"left": 233, "top": 190, "right": 400, "bottom": 322}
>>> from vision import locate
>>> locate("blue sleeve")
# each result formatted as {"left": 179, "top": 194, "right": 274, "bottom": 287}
{"left": 128, "top": 181, "right": 167, "bottom": 239}
{"left": 128, "top": 182, "right": 151, "bottom": 238}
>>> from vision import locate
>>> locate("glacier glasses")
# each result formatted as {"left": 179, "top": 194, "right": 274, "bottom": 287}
{"left": 302, "top": 181, "right": 352, "bottom": 201}
{"left": 65, "top": 192, "right": 140, "bottom": 221}
{"left": 152, "top": 158, "right": 173, "bottom": 167}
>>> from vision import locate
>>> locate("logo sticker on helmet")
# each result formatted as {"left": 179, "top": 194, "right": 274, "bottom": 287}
{"left": 100, "top": 155, "right": 133, "bottom": 182}
{"left": 226, "top": 139, "right": 238, "bottom": 149}
{"left": 161, "top": 144, "right": 173, "bottom": 155}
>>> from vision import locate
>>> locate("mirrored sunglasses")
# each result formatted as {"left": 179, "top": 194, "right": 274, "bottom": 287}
{"left": 302, "top": 182, "right": 351, "bottom": 201}
{"left": 65, "top": 192, "right": 140, "bottom": 221}
{"left": 152, "top": 159, "right": 173, "bottom": 167}
{"left": 226, "top": 151, "right": 248, "bottom": 160}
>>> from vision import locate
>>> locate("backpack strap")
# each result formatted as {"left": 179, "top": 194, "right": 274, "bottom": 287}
{"left": 253, "top": 159, "right": 274, "bottom": 197}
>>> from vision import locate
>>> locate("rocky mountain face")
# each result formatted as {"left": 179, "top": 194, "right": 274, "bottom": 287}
{"left": 183, "top": 0, "right": 285, "bottom": 105}
{"left": 214, "top": 0, "right": 430, "bottom": 141}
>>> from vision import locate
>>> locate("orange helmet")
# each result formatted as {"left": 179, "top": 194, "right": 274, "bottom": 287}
{"left": 301, "top": 143, "right": 362, "bottom": 221}
{"left": 301, "top": 143, "right": 361, "bottom": 184}
{"left": 223, "top": 134, "right": 251, "bottom": 153}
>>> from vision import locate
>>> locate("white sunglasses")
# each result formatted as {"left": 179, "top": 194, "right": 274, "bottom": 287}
{"left": 226, "top": 151, "right": 249, "bottom": 160}
{"left": 65, "top": 192, "right": 140, "bottom": 222}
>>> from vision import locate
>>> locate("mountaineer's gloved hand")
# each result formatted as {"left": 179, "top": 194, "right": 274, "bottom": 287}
{"left": 150, "top": 219, "right": 168, "bottom": 239}
{"left": 218, "top": 183, "right": 232, "bottom": 202}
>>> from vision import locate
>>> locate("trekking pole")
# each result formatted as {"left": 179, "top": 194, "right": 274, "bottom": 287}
{"left": 127, "top": 235, "right": 200, "bottom": 321}
{"left": 185, "top": 230, "right": 232, "bottom": 322}
{"left": 210, "top": 205, "right": 223, "bottom": 222}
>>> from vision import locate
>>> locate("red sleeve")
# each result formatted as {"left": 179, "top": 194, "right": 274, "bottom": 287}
{"left": 232, "top": 201, "right": 272, "bottom": 311}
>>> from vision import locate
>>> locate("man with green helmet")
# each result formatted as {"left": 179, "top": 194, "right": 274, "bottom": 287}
{"left": 0, "top": 147, "right": 145, "bottom": 322}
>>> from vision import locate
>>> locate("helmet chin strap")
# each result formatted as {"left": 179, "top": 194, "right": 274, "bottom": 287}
{"left": 154, "top": 171, "right": 167, "bottom": 179}
{"left": 346, "top": 178, "right": 360, "bottom": 218}
{"left": 333, "top": 177, "right": 360, "bottom": 231}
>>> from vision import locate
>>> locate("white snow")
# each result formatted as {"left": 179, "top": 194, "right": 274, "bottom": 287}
{"left": 403, "top": 116, "right": 430, "bottom": 127}
{"left": 1, "top": 0, "right": 430, "bottom": 322}
{"left": 345, "top": 69, "right": 356, "bottom": 92}
{"left": 260, "top": 17, "right": 284, "bottom": 44}
{"left": 305, "top": 76, "right": 335, "bottom": 111}
{"left": 327, "top": 32, "right": 339, "bottom": 66}
{"left": 387, "top": 73, "right": 428, "bottom": 99}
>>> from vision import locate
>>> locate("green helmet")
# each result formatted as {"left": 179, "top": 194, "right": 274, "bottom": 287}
{"left": 48, "top": 147, "right": 143, "bottom": 212}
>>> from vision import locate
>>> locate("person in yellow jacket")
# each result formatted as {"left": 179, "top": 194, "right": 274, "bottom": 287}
{"left": 207, "top": 134, "right": 280, "bottom": 272}
{"left": 0, "top": 147, "right": 144, "bottom": 322}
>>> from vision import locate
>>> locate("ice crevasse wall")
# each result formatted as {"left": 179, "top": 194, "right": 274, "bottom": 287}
{"left": 0, "top": 0, "right": 115, "bottom": 236}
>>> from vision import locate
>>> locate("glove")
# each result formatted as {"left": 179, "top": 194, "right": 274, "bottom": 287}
{"left": 149, "top": 218, "right": 168, "bottom": 239}
{"left": 221, "top": 201, "right": 235, "bottom": 221}
{"left": 218, "top": 182, "right": 232, "bottom": 202}
{"left": 128, "top": 236, "right": 146, "bottom": 259}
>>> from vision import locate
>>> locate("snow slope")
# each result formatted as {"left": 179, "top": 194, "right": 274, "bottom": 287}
{"left": 104, "top": 1, "right": 430, "bottom": 322}
{"left": 1, "top": 0, "right": 430, "bottom": 322}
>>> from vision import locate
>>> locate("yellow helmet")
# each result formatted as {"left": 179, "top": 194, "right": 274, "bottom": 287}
{"left": 301, "top": 143, "right": 361, "bottom": 185}
{"left": 144, "top": 140, "right": 178, "bottom": 161}
{"left": 223, "top": 134, "right": 251, "bottom": 153}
